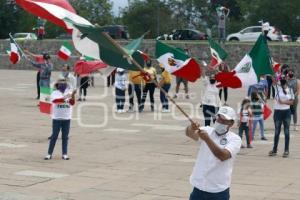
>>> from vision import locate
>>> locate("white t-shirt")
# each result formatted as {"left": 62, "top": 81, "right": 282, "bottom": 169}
{"left": 202, "top": 77, "right": 221, "bottom": 107}
{"left": 190, "top": 126, "right": 241, "bottom": 193}
{"left": 274, "top": 85, "right": 294, "bottom": 110}
{"left": 51, "top": 89, "right": 73, "bottom": 120}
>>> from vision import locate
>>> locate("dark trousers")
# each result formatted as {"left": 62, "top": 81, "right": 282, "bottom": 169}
{"left": 203, "top": 105, "right": 219, "bottom": 126}
{"left": 128, "top": 83, "right": 142, "bottom": 110}
{"left": 36, "top": 71, "right": 40, "bottom": 98}
{"left": 141, "top": 83, "right": 156, "bottom": 110}
{"left": 107, "top": 73, "right": 115, "bottom": 87}
{"left": 272, "top": 109, "right": 291, "bottom": 152}
{"left": 160, "top": 84, "right": 171, "bottom": 109}
{"left": 115, "top": 88, "right": 126, "bottom": 110}
{"left": 239, "top": 122, "right": 250, "bottom": 145}
{"left": 48, "top": 120, "right": 70, "bottom": 155}
{"left": 190, "top": 187, "right": 230, "bottom": 200}
{"left": 80, "top": 88, "right": 87, "bottom": 97}
{"left": 267, "top": 76, "right": 275, "bottom": 99}
{"left": 219, "top": 87, "right": 228, "bottom": 102}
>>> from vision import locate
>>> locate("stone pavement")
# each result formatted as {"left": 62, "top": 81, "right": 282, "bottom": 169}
{"left": 0, "top": 70, "right": 299, "bottom": 200}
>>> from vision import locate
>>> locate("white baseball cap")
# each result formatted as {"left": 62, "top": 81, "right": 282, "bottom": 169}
{"left": 217, "top": 106, "right": 236, "bottom": 120}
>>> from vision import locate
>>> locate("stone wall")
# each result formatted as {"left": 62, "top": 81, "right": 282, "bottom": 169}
{"left": 0, "top": 39, "right": 299, "bottom": 76}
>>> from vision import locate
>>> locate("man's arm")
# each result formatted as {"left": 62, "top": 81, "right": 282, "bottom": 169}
{"left": 198, "top": 130, "right": 232, "bottom": 161}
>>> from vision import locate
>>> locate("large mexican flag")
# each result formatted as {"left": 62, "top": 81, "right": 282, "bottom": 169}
{"left": 68, "top": 20, "right": 146, "bottom": 70}
{"left": 216, "top": 35, "right": 274, "bottom": 88}
{"left": 39, "top": 87, "right": 52, "bottom": 114}
{"left": 155, "top": 40, "right": 201, "bottom": 82}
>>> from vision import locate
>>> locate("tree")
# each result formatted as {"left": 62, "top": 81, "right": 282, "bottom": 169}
{"left": 237, "top": 0, "right": 300, "bottom": 37}
{"left": 121, "top": 0, "right": 175, "bottom": 38}
{"left": 69, "top": 0, "right": 113, "bottom": 25}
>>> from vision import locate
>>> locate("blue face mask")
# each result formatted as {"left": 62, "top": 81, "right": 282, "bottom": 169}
{"left": 57, "top": 83, "right": 67, "bottom": 93}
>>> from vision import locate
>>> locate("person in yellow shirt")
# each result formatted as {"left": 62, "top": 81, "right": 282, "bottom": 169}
{"left": 128, "top": 70, "right": 144, "bottom": 112}
{"left": 140, "top": 60, "right": 157, "bottom": 112}
{"left": 159, "top": 65, "right": 172, "bottom": 112}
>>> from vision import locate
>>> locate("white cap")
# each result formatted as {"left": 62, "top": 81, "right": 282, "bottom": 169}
{"left": 117, "top": 68, "right": 125, "bottom": 72}
{"left": 217, "top": 106, "right": 236, "bottom": 120}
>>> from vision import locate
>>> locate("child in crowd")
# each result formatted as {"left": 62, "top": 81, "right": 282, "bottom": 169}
{"left": 239, "top": 98, "right": 253, "bottom": 148}
{"left": 251, "top": 91, "right": 267, "bottom": 140}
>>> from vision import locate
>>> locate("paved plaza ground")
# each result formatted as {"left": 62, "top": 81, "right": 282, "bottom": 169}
{"left": 0, "top": 70, "right": 300, "bottom": 200}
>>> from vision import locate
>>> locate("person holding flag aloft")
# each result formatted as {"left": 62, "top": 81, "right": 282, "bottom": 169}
{"left": 44, "top": 79, "right": 76, "bottom": 160}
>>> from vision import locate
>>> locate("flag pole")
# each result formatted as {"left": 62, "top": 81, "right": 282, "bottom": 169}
{"left": 101, "top": 32, "right": 195, "bottom": 124}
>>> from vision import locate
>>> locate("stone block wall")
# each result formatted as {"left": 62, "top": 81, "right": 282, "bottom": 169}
{"left": 0, "top": 39, "right": 299, "bottom": 77}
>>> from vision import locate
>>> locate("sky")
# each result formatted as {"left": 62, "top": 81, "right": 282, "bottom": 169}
{"left": 110, "top": 0, "right": 129, "bottom": 16}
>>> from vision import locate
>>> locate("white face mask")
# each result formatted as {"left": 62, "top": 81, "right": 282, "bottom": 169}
{"left": 214, "top": 121, "right": 229, "bottom": 135}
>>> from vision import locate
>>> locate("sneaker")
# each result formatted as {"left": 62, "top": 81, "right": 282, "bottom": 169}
{"left": 116, "top": 110, "right": 122, "bottom": 113}
{"left": 241, "top": 144, "right": 245, "bottom": 148}
{"left": 269, "top": 150, "right": 277, "bottom": 156}
{"left": 36, "top": 96, "right": 40, "bottom": 100}
{"left": 186, "top": 94, "right": 189, "bottom": 99}
{"left": 173, "top": 94, "right": 178, "bottom": 99}
{"left": 44, "top": 155, "right": 52, "bottom": 160}
{"left": 247, "top": 144, "right": 253, "bottom": 148}
{"left": 282, "top": 151, "right": 289, "bottom": 158}
{"left": 83, "top": 98, "right": 86, "bottom": 101}
{"left": 261, "top": 137, "right": 268, "bottom": 141}
{"left": 62, "top": 155, "right": 70, "bottom": 160}
{"left": 223, "top": 102, "right": 228, "bottom": 106}
{"left": 48, "top": 136, "right": 52, "bottom": 140}
{"left": 294, "top": 126, "right": 299, "bottom": 131}
{"left": 121, "top": 109, "right": 126, "bottom": 113}
{"left": 162, "top": 109, "right": 171, "bottom": 113}
{"left": 77, "top": 98, "right": 82, "bottom": 101}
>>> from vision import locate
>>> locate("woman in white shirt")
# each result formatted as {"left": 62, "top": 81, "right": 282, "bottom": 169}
{"left": 269, "top": 77, "right": 294, "bottom": 158}
{"left": 202, "top": 74, "right": 221, "bottom": 126}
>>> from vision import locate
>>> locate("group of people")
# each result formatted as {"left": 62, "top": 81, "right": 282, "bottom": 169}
{"left": 185, "top": 63, "right": 298, "bottom": 200}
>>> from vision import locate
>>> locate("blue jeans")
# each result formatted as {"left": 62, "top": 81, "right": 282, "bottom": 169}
{"left": 48, "top": 119, "right": 70, "bottom": 155}
{"left": 252, "top": 116, "right": 265, "bottom": 139}
{"left": 272, "top": 109, "right": 291, "bottom": 152}
{"left": 160, "top": 84, "right": 171, "bottom": 109}
{"left": 39, "top": 78, "right": 50, "bottom": 87}
{"left": 190, "top": 187, "right": 230, "bottom": 200}
{"left": 218, "top": 28, "right": 226, "bottom": 43}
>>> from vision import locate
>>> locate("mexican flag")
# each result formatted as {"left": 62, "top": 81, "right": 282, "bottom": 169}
{"left": 69, "top": 20, "right": 145, "bottom": 70}
{"left": 57, "top": 41, "right": 72, "bottom": 60}
{"left": 155, "top": 40, "right": 201, "bottom": 82}
{"left": 208, "top": 37, "right": 228, "bottom": 69}
{"left": 15, "top": 0, "right": 91, "bottom": 32}
{"left": 216, "top": 35, "right": 273, "bottom": 88}
{"left": 9, "top": 37, "right": 21, "bottom": 64}
{"left": 40, "top": 87, "right": 52, "bottom": 114}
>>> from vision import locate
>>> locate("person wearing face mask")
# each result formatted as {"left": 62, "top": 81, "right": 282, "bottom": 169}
{"left": 201, "top": 74, "right": 221, "bottom": 126}
{"left": 269, "top": 76, "right": 295, "bottom": 158}
{"left": 186, "top": 106, "right": 241, "bottom": 200}
{"left": 59, "top": 64, "right": 77, "bottom": 91}
{"left": 44, "top": 79, "right": 76, "bottom": 160}
{"left": 287, "top": 69, "right": 299, "bottom": 131}
{"left": 140, "top": 60, "right": 157, "bottom": 112}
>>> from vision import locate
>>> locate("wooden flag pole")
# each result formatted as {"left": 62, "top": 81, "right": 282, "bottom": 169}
{"left": 101, "top": 32, "right": 195, "bottom": 124}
